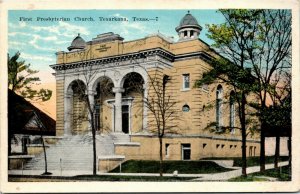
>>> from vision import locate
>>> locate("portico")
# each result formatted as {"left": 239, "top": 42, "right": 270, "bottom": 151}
{"left": 51, "top": 34, "right": 173, "bottom": 136}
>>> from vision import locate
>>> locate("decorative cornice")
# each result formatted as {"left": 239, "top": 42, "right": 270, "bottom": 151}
{"left": 175, "top": 51, "right": 214, "bottom": 62}
{"left": 50, "top": 48, "right": 174, "bottom": 71}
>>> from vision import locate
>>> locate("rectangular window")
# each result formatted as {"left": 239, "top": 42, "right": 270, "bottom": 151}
{"left": 182, "top": 74, "right": 190, "bottom": 89}
{"left": 190, "top": 30, "right": 194, "bottom": 37}
{"left": 184, "top": 31, "right": 188, "bottom": 37}
{"left": 165, "top": 143, "right": 170, "bottom": 157}
{"left": 181, "top": 144, "right": 191, "bottom": 160}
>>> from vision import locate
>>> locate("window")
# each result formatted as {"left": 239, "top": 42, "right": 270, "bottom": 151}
{"left": 182, "top": 104, "right": 190, "bottom": 112}
{"left": 165, "top": 144, "right": 170, "bottom": 157}
{"left": 190, "top": 30, "right": 194, "bottom": 37}
{"left": 216, "top": 85, "right": 223, "bottom": 131}
{"left": 230, "top": 91, "right": 235, "bottom": 134}
{"left": 202, "top": 84, "right": 209, "bottom": 91}
{"left": 249, "top": 146, "right": 253, "bottom": 156}
{"left": 181, "top": 144, "right": 191, "bottom": 160}
{"left": 182, "top": 74, "right": 190, "bottom": 90}
{"left": 184, "top": 31, "right": 188, "bottom": 37}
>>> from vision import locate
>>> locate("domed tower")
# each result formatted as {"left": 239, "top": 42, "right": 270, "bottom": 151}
{"left": 175, "top": 11, "right": 202, "bottom": 41}
{"left": 68, "top": 33, "right": 86, "bottom": 51}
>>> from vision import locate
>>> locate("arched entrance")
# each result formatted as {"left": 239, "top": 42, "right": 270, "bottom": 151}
{"left": 65, "top": 79, "right": 88, "bottom": 135}
{"left": 120, "top": 72, "right": 145, "bottom": 134}
{"left": 92, "top": 76, "right": 115, "bottom": 134}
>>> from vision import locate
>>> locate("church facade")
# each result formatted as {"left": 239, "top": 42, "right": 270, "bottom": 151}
{"left": 50, "top": 12, "right": 260, "bottom": 163}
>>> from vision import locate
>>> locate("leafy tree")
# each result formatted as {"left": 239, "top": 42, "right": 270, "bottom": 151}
{"left": 196, "top": 9, "right": 291, "bottom": 174}
{"left": 245, "top": 10, "right": 291, "bottom": 171}
{"left": 196, "top": 9, "right": 263, "bottom": 176}
{"left": 8, "top": 52, "right": 52, "bottom": 101}
{"left": 8, "top": 52, "right": 53, "bottom": 157}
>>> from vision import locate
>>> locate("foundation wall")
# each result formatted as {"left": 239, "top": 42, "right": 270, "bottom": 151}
{"left": 127, "top": 136, "right": 260, "bottom": 161}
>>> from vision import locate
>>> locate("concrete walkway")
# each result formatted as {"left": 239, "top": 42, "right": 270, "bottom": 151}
{"left": 8, "top": 161, "right": 289, "bottom": 181}
{"left": 193, "top": 161, "right": 288, "bottom": 181}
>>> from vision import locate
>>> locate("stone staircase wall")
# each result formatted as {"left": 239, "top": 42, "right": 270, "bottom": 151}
{"left": 23, "top": 133, "right": 126, "bottom": 171}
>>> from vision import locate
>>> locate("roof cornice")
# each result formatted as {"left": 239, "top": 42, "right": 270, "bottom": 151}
{"left": 50, "top": 48, "right": 174, "bottom": 71}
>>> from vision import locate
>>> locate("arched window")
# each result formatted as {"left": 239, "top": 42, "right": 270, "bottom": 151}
{"left": 216, "top": 85, "right": 223, "bottom": 131}
{"left": 230, "top": 91, "right": 235, "bottom": 134}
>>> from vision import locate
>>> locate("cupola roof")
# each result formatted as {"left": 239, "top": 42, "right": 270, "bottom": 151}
{"left": 68, "top": 34, "right": 86, "bottom": 51}
{"left": 175, "top": 11, "right": 202, "bottom": 32}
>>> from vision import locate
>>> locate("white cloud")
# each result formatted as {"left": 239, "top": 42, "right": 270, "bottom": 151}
{"left": 8, "top": 22, "right": 27, "bottom": 29}
{"left": 114, "top": 21, "right": 147, "bottom": 36}
{"left": 8, "top": 41, "right": 26, "bottom": 47}
{"left": 54, "top": 40, "right": 70, "bottom": 45}
{"left": 109, "top": 13, "right": 147, "bottom": 37}
{"left": 8, "top": 31, "right": 32, "bottom": 37}
{"left": 32, "top": 34, "right": 58, "bottom": 41}
{"left": 19, "top": 21, "right": 26, "bottom": 28}
{"left": 20, "top": 52, "right": 54, "bottom": 62}
{"left": 30, "top": 21, "right": 90, "bottom": 38}
{"left": 27, "top": 35, "right": 58, "bottom": 52}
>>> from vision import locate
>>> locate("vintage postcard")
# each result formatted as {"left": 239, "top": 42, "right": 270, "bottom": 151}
{"left": 0, "top": 0, "right": 299, "bottom": 192}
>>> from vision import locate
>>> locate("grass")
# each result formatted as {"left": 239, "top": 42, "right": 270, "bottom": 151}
{"left": 8, "top": 174, "right": 195, "bottom": 182}
{"left": 110, "top": 160, "right": 232, "bottom": 174}
{"left": 202, "top": 156, "right": 289, "bottom": 167}
{"left": 229, "top": 165, "right": 291, "bottom": 181}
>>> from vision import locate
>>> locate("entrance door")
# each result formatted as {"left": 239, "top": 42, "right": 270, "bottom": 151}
{"left": 122, "top": 105, "right": 129, "bottom": 134}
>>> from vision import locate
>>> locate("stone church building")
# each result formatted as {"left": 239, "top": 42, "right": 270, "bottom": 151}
{"left": 48, "top": 11, "right": 260, "bottom": 171}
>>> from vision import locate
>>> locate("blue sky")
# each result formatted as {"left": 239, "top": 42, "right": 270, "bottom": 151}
{"left": 8, "top": 10, "right": 225, "bottom": 82}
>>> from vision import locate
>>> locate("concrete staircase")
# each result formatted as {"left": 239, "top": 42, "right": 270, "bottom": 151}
{"left": 23, "top": 133, "right": 130, "bottom": 171}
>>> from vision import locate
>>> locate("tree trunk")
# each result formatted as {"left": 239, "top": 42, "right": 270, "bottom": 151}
{"left": 41, "top": 135, "right": 48, "bottom": 174}
{"left": 274, "top": 134, "right": 280, "bottom": 168}
{"left": 241, "top": 93, "right": 247, "bottom": 176}
{"left": 159, "top": 137, "right": 163, "bottom": 177}
{"left": 92, "top": 125, "right": 96, "bottom": 175}
{"left": 260, "top": 122, "right": 266, "bottom": 172}
{"left": 86, "top": 96, "right": 97, "bottom": 175}
{"left": 288, "top": 135, "right": 291, "bottom": 167}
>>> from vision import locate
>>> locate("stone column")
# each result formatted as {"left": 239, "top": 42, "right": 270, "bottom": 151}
{"left": 64, "top": 91, "right": 73, "bottom": 136}
{"left": 113, "top": 87, "right": 125, "bottom": 133}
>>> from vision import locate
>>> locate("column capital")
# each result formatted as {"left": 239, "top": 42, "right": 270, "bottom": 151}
{"left": 113, "top": 87, "right": 125, "bottom": 93}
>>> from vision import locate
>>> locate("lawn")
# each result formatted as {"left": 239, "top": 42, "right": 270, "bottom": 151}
{"left": 8, "top": 174, "right": 195, "bottom": 182}
{"left": 202, "top": 156, "right": 289, "bottom": 167}
{"left": 110, "top": 160, "right": 232, "bottom": 174}
{"left": 228, "top": 165, "right": 291, "bottom": 181}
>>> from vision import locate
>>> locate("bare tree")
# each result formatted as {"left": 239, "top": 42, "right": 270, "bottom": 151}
{"left": 124, "top": 65, "right": 178, "bottom": 177}
{"left": 68, "top": 50, "right": 100, "bottom": 175}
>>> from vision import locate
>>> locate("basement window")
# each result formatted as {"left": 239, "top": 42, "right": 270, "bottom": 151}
{"left": 165, "top": 143, "right": 170, "bottom": 157}
{"left": 181, "top": 144, "right": 191, "bottom": 160}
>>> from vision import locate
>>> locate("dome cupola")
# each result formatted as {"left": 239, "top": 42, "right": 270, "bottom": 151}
{"left": 68, "top": 33, "right": 86, "bottom": 51}
{"left": 175, "top": 11, "right": 202, "bottom": 41}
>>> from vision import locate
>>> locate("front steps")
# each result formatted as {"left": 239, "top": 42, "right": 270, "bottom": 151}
{"left": 23, "top": 133, "right": 131, "bottom": 172}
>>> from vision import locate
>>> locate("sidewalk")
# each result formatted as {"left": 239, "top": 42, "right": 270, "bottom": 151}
{"left": 193, "top": 161, "right": 289, "bottom": 181}
{"left": 8, "top": 161, "right": 289, "bottom": 181}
